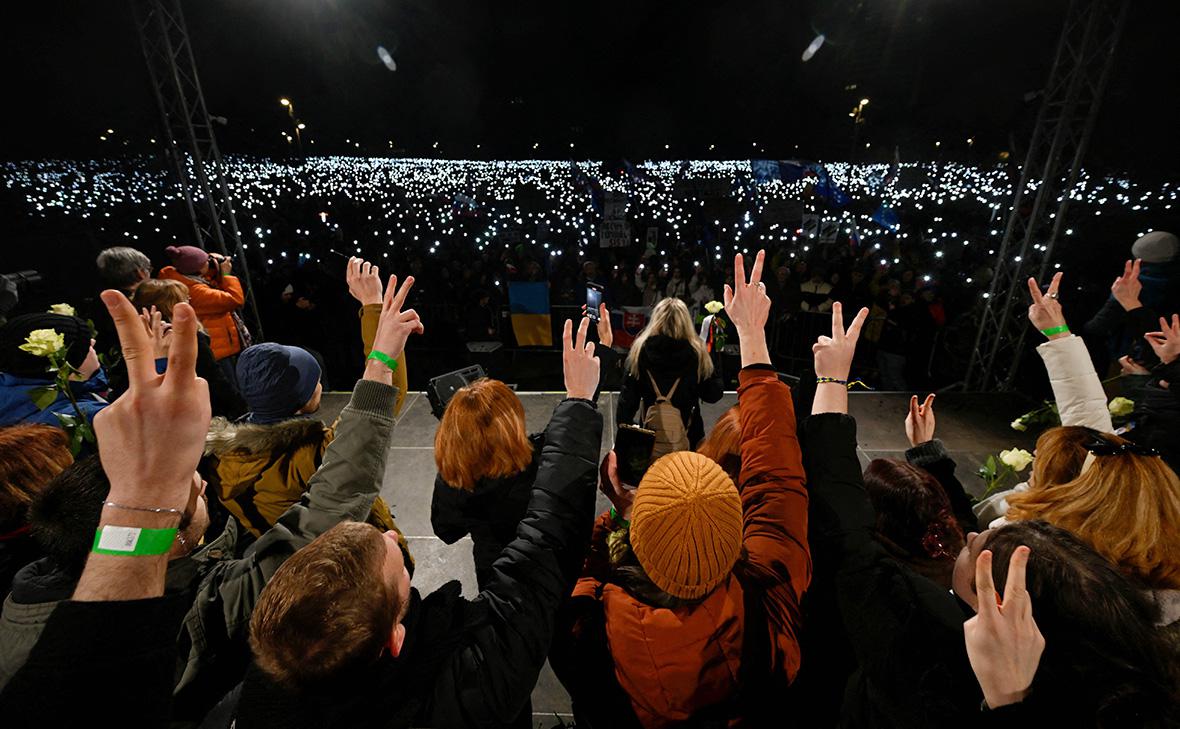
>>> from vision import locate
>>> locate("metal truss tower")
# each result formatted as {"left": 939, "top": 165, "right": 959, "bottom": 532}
{"left": 130, "top": 0, "right": 264, "bottom": 339}
{"left": 963, "top": 0, "right": 1128, "bottom": 391}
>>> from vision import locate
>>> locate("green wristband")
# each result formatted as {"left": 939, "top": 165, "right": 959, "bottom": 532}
{"left": 367, "top": 349, "right": 399, "bottom": 372}
{"left": 1041, "top": 325, "right": 1070, "bottom": 337}
{"left": 92, "top": 526, "right": 177, "bottom": 556}
{"left": 610, "top": 507, "right": 630, "bottom": 528}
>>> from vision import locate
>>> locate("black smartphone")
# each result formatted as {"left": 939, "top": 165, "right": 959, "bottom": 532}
{"left": 615, "top": 424, "right": 656, "bottom": 488}
{"left": 586, "top": 282, "right": 604, "bottom": 322}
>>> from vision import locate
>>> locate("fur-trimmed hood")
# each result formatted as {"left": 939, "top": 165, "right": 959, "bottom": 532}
{"left": 205, "top": 416, "right": 328, "bottom": 457}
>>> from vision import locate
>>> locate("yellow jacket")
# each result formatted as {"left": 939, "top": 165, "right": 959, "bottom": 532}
{"left": 360, "top": 304, "right": 408, "bottom": 416}
{"left": 203, "top": 416, "right": 410, "bottom": 563}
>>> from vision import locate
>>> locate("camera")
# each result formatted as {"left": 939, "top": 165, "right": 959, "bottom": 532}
{"left": 0, "top": 270, "right": 43, "bottom": 319}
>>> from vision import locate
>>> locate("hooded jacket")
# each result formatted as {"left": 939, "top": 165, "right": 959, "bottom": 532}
{"left": 555, "top": 368, "right": 810, "bottom": 728}
{"left": 159, "top": 266, "right": 244, "bottom": 360}
{"left": 0, "top": 557, "right": 75, "bottom": 691}
{"left": 204, "top": 416, "right": 405, "bottom": 549}
{"left": 618, "top": 334, "right": 724, "bottom": 447}
{"left": 0, "top": 370, "right": 108, "bottom": 428}
{"left": 0, "top": 522, "right": 239, "bottom": 699}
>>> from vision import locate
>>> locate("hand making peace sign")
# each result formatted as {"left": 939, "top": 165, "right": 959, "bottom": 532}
{"left": 1026, "top": 272, "right": 1068, "bottom": 338}
{"left": 964, "top": 546, "right": 1044, "bottom": 709}
{"left": 723, "top": 250, "right": 771, "bottom": 333}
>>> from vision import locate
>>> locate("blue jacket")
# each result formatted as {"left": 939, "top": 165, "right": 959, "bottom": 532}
{"left": 0, "top": 370, "right": 109, "bottom": 428}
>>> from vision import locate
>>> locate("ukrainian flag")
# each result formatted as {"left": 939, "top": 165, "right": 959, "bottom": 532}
{"left": 508, "top": 282, "right": 553, "bottom": 347}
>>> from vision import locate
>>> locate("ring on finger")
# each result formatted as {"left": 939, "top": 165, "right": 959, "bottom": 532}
{"left": 1048, "top": 293, "right": 1058, "bottom": 299}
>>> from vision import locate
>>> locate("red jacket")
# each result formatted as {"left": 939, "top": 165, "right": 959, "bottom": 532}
{"left": 562, "top": 367, "right": 811, "bottom": 727}
{"left": 159, "top": 266, "right": 244, "bottom": 360}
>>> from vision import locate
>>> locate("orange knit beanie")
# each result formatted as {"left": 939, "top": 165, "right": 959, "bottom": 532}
{"left": 630, "top": 451, "right": 743, "bottom": 600}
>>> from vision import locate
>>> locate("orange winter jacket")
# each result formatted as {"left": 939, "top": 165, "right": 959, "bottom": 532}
{"left": 159, "top": 266, "right": 244, "bottom": 360}
{"left": 561, "top": 367, "right": 811, "bottom": 728}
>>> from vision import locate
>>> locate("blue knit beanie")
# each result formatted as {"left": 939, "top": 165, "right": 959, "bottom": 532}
{"left": 236, "top": 343, "right": 321, "bottom": 424}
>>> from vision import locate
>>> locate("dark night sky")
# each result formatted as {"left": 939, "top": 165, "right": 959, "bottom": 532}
{"left": 3, "top": 0, "right": 1177, "bottom": 170}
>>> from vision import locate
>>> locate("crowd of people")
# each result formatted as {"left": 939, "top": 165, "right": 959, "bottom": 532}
{"left": 4, "top": 156, "right": 1177, "bottom": 391}
{"left": 0, "top": 235, "right": 1176, "bottom": 727}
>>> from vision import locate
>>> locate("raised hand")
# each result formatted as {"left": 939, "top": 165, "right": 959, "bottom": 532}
{"left": 1026, "top": 272, "right": 1068, "bottom": 338}
{"left": 812, "top": 301, "right": 869, "bottom": 381}
{"left": 347, "top": 256, "right": 385, "bottom": 307}
{"left": 95, "top": 292, "right": 210, "bottom": 511}
{"left": 723, "top": 250, "right": 771, "bottom": 334}
{"left": 369, "top": 274, "right": 423, "bottom": 362}
{"left": 964, "top": 546, "right": 1044, "bottom": 709}
{"left": 139, "top": 306, "right": 172, "bottom": 359}
{"left": 1111, "top": 259, "right": 1143, "bottom": 311}
{"left": 563, "top": 317, "right": 600, "bottom": 401}
{"left": 580, "top": 302, "right": 614, "bottom": 348}
{"left": 74, "top": 293, "right": 212, "bottom": 602}
{"left": 905, "top": 393, "right": 936, "bottom": 446}
{"left": 1144, "top": 314, "right": 1180, "bottom": 366}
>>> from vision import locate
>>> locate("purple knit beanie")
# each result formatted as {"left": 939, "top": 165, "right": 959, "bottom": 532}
{"left": 165, "top": 246, "right": 210, "bottom": 276}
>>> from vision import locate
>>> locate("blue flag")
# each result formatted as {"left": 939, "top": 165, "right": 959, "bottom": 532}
{"left": 751, "top": 160, "right": 781, "bottom": 183}
{"left": 872, "top": 204, "right": 899, "bottom": 232}
{"left": 810, "top": 164, "right": 850, "bottom": 207}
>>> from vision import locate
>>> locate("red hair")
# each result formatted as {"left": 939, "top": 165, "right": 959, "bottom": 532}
{"left": 434, "top": 379, "right": 533, "bottom": 491}
{"left": 697, "top": 406, "right": 742, "bottom": 482}
{"left": 0, "top": 425, "right": 73, "bottom": 532}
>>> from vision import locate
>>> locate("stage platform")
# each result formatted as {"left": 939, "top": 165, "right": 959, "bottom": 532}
{"left": 318, "top": 389, "right": 1039, "bottom": 725}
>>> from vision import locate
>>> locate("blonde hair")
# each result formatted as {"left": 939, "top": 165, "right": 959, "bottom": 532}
{"left": 132, "top": 279, "right": 206, "bottom": 332}
{"left": 1007, "top": 435, "right": 1180, "bottom": 589}
{"left": 434, "top": 379, "right": 534, "bottom": 491}
{"left": 626, "top": 298, "right": 713, "bottom": 380}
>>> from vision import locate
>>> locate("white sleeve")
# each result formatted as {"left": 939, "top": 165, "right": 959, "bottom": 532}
{"left": 1035, "top": 335, "right": 1114, "bottom": 432}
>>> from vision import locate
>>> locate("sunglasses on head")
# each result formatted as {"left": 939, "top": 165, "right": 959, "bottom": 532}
{"left": 1083, "top": 435, "right": 1160, "bottom": 458}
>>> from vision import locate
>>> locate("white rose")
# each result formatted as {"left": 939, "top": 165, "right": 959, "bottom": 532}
{"left": 704, "top": 300, "right": 724, "bottom": 315}
{"left": 999, "top": 448, "right": 1034, "bottom": 472}
{"left": 1010, "top": 419, "right": 1027, "bottom": 432}
{"left": 1107, "top": 397, "right": 1134, "bottom": 418}
{"left": 48, "top": 303, "right": 77, "bottom": 317}
{"left": 18, "top": 329, "right": 66, "bottom": 358}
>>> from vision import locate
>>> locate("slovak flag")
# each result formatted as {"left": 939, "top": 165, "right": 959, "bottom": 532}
{"left": 610, "top": 306, "right": 651, "bottom": 349}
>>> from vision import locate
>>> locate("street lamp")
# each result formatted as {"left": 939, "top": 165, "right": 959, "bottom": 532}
{"left": 850, "top": 97, "right": 870, "bottom": 160}
{"left": 279, "top": 97, "right": 303, "bottom": 158}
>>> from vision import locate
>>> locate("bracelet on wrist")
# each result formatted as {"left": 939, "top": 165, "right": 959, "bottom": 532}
{"left": 92, "top": 525, "right": 178, "bottom": 556}
{"left": 104, "top": 501, "right": 183, "bottom": 517}
{"left": 610, "top": 507, "right": 630, "bottom": 528}
{"left": 1041, "top": 325, "right": 1070, "bottom": 337}
{"left": 816, "top": 376, "right": 871, "bottom": 391}
{"left": 367, "top": 349, "right": 399, "bottom": 372}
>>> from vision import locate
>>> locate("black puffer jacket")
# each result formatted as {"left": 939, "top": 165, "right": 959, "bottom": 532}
{"left": 431, "top": 433, "right": 545, "bottom": 590}
{"left": 618, "top": 334, "right": 724, "bottom": 447}
{"left": 235, "top": 397, "right": 603, "bottom": 729}
{"left": 800, "top": 413, "right": 981, "bottom": 728}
